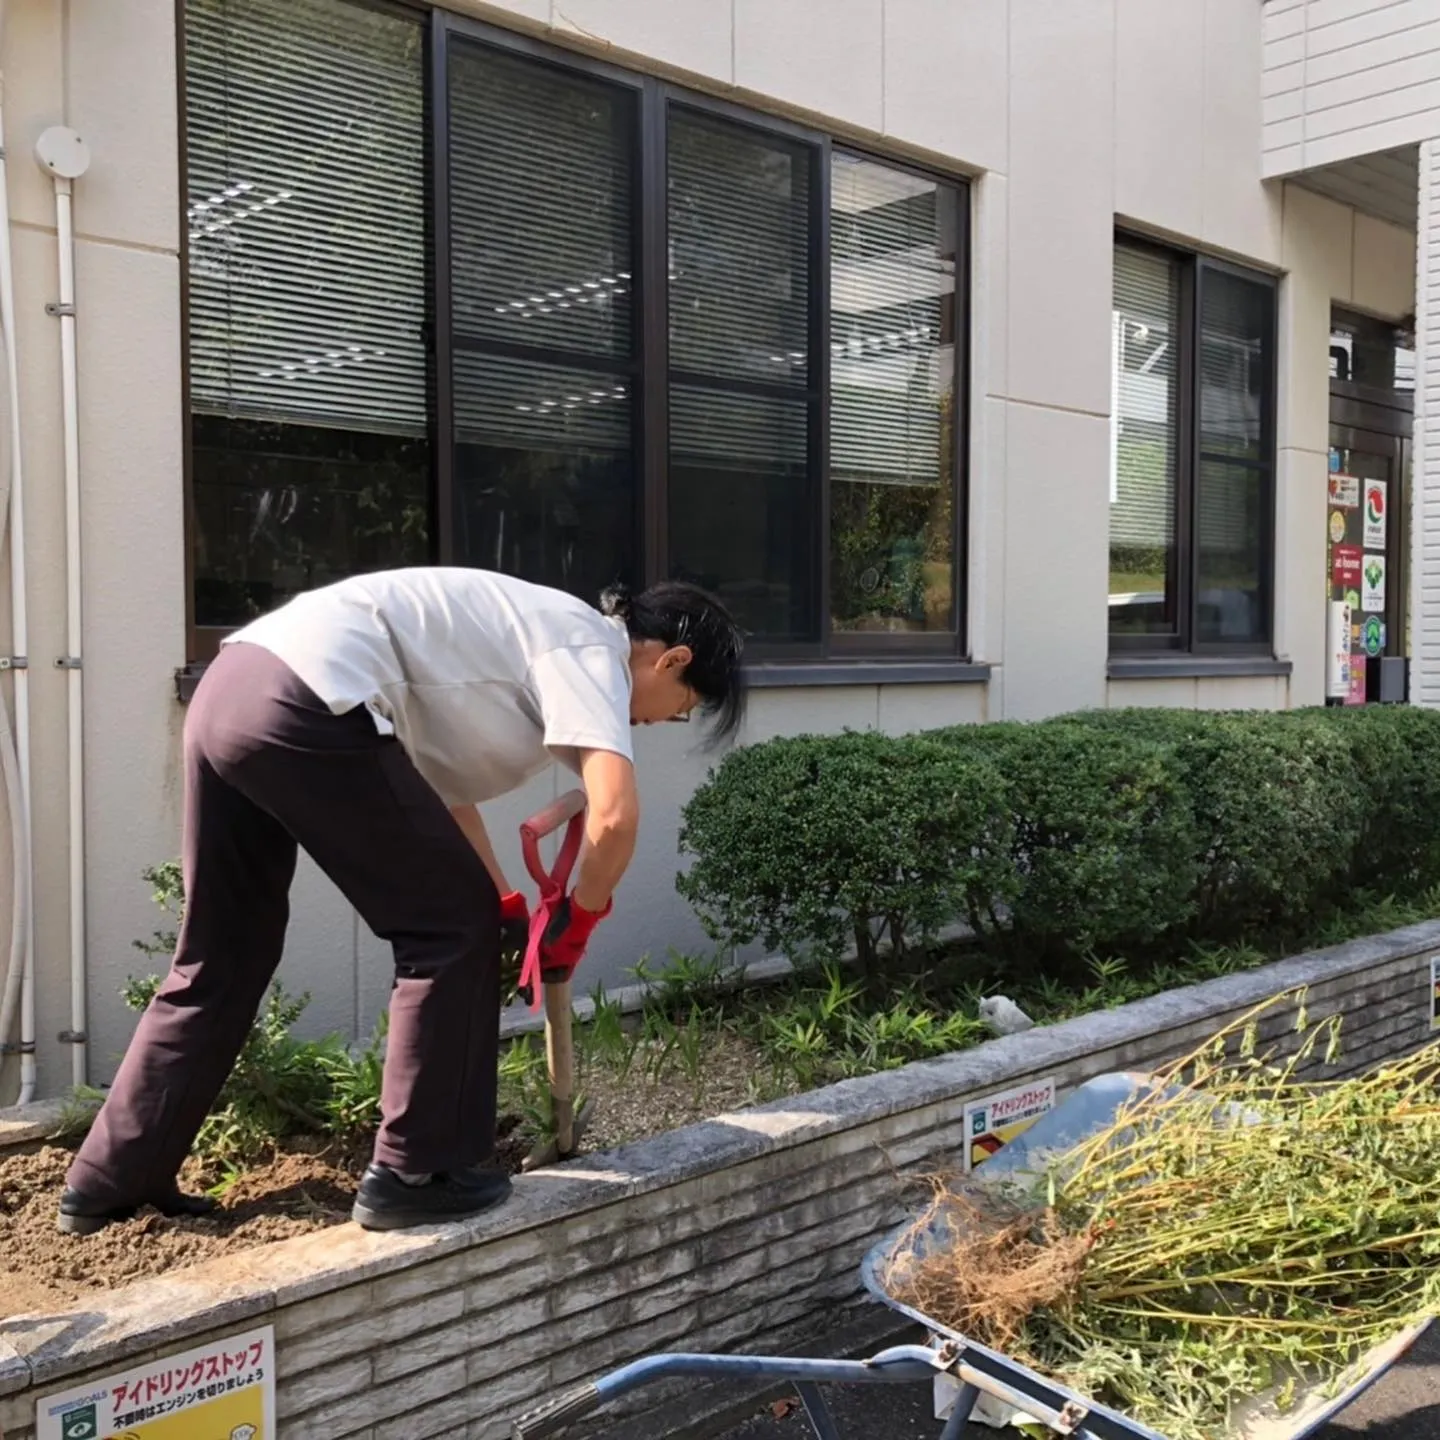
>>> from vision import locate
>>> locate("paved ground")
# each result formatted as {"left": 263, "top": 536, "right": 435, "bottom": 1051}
{"left": 714, "top": 1324, "right": 1440, "bottom": 1440}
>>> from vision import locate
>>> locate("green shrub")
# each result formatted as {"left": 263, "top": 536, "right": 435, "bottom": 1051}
{"left": 1288, "top": 705, "right": 1440, "bottom": 893}
{"left": 1065, "top": 708, "right": 1363, "bottom": 931}
{"left": 933, "top": 719, "right": 1198, "bottom": 959}
{"left": 677, "top": 731, "right": 1012, "bottom": 975}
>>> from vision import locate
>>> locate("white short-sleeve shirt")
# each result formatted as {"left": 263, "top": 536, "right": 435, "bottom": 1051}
{"left": 225, "top": 568, "right": 634, "bottom": 806}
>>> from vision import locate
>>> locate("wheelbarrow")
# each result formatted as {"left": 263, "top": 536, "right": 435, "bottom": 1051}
{"left": 507, "top": 1071, "right": 1432, "bottom": 1440}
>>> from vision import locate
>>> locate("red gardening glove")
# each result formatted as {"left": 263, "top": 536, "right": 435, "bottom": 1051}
{"left": 498, "top": 891, "right": 530, "bottom": 1004}
{"left": 539, "top": 893, "right": 612, "bottom": 982}
{"left": 499, "top": 889, "right": 529, "bottom": 945}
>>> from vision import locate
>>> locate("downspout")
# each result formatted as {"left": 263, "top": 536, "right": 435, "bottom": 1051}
{"left": 37, "top": 126, "right": 91, "bottom": 1089}
{"left": 0, "top": 1, "right": 38, "bottom": 1105}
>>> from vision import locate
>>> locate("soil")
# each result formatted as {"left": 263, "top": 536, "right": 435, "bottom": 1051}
{"left": 0, "top": 1123, "right": 531, "bottom": 1320}
{"left": 0, "top": 1036, "right": 784, "bottom": 1320}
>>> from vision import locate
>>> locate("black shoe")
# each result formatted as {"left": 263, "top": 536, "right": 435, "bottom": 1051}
{"left": 351, "top": 1163, "right": 512, "bottom": 1232}
{"left": 57, "top": 1186, "right": 218, "bottom": 1237}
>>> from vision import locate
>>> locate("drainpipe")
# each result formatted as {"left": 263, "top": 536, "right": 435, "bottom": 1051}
{"left": 0, "top": 5, "right": 37, "bottom": 1107}
{"left": 37, "top": 126, "right": 91, "bottom": 1089}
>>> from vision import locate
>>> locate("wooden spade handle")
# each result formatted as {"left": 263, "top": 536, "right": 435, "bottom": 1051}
{"left": 544, "top": 977, "right": 575, "bottom": 1155}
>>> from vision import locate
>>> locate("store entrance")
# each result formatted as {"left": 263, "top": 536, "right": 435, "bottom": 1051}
{"left": 1325, "top": 311, "right": 1414, "bottom": 705}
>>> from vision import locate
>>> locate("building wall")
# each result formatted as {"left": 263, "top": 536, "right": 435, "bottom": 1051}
{"left": 1263, "top": 0, "right": 1440, "bottom": 175}
{"left": 0, "top": 0, "right": 1420, "bottom": 1100}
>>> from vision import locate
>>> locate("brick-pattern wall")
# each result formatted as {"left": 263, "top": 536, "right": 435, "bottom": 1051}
{"left": 2, "top": 924, "right": 1436, "bottom": 1440}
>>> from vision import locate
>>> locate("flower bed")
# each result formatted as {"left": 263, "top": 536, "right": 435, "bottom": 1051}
{"left": 1, "top": 918, "right": 1437, "bottom": 1440}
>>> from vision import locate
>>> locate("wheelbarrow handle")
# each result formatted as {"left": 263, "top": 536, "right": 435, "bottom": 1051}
{"left": 510, "top": 1380, "right": 600, "bottom": 1440}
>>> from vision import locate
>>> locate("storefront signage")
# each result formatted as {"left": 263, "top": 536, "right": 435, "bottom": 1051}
{"left": 1363, "top": 480, "right": 1387, "bottom": 548}
{"left": 1326, "top": 599, "right": 1351, "bottom": 700}
{"left": 1331, "top": 544, "right": 1362, "bottom": 604}
{"left": 1362, "top": 554, "right": 1386, "bottom": 613}
{"left": 1362, "top": 615, "right": 1385, "bottom": 658}
{"left": 1328, "top": 473, "right": 1360, "bottom": 508}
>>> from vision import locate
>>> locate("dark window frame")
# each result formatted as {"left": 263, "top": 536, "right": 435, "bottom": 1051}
{"left": 1110, "top": 231, "right": 1279, "bottom": 658}
{"left": 178, "top": 0, "right": 973, "bottom": 671}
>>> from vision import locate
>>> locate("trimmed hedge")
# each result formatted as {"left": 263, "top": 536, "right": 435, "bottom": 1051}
{"left": 677, "top": 704, "right": 1440, "bottom": 968}
{"left": 676, "top": 731, "right": 1014, "bottom": 975}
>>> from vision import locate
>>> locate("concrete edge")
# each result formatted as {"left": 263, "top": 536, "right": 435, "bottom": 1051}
{"left": 0, "top": 1098, "right": 72, "bottom": 1153}
{"left": 3, "top": 917, "right": 1437, "bottom": 1391}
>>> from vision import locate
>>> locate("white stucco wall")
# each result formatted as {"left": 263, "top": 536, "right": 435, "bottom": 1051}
{"left": 0, "top": 0, "right": 1421, "bottom": 1100}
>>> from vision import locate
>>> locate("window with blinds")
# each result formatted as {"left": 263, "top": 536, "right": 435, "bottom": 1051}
{"left": 183, "top": 13, "right": 976, "bottom": 660}
{"left": 185, "top": 0, "right": 427, "bottom": 433}
{"left": 666, "top": 108, "right": 819, "bottom": 642}
{"left": 183, "top": 0, "right": 429, "bottom": 637}
{"left": 446, "top": 39, "right": 640, "bottom": 601}
{"left": 1108, "top": 236, "right": 1276, "bottom": 653}
{"left": 829, "top": 154, "right": 958, "bottom": 637}
{"left": 1195, "top": 267, "right": 1274, "bottom": 645}
{"left": 1110, "top": 244, "right": 1179, "bottom": 638}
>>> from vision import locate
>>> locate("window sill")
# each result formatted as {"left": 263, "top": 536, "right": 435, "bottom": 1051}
{"left": 1107, "top": 655, "right": 1293, "bottom": 681}
{"left": 744, "top": 660, "right": 992, "bottom": 688}
{"left": 178, "top": 657, "right": 995, "bottom": 702}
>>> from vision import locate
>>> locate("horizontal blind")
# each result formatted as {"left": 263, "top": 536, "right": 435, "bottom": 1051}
{"left": 830, "top": 155, "right": 954, "bottom": 485}
{"left": 668, "top": 110, "right": 811, "bottom": 390}
{"left": 184, "top": 0, "right": 427, "bottom": 434}
{"left": 1111, "top": 245, "right": 1178, "bottom": 551}
{"left": 1198, "top": 266, "right": 1271, "bottom": 463}
{"left": 448, "top": 42, "right": 636, "bottom": 362}
{"left": 669, "top": 386, "right": 807, "bottom": 470}
{"left": 453, "top": 352, "right": 631, "bottom": 453}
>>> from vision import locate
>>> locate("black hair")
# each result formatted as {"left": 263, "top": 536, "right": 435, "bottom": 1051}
{"left": 599, "top": 580, "right": 747, "bottom": 744}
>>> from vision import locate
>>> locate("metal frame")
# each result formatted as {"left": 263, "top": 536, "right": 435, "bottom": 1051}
{"left": 1330, "top": 412, "right": 1411, "bottom": 663}
{"left": 825, "top": 146, "right": 970, "bottom": 659}
{"left": 1109, "top": 232, "right": 1280, "bottom": 660}
{"left": 506, "top": 1341, "right": 1165, "bottom": 1440}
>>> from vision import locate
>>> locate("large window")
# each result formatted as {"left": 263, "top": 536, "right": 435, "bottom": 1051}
{"left": 1109, "top": 239, "right": 1277, "bottom": 653}
{"left": 184, "top": 0, "right": 430, "bottom": 646}
{"left": 182, "top": 0, "right": 968, "bottom": 665}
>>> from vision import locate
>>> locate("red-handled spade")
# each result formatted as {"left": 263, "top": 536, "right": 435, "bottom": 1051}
{"left": 516, "top": 789, "right": 593, "bottom": 1170}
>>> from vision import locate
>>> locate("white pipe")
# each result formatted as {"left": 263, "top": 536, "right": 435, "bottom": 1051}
{"left": 0, "top": 21, "right": 38, "bottom": 1106}
{"left": 37, "top": 128, "right": 90, "bottom": 1090}
{"left": 58, "top": 179, "right": 84, "bottom": 1089}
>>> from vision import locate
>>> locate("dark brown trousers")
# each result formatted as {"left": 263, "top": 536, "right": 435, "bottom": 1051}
{"left": 67, "top": 642, "right": 500, "bottom": 1203}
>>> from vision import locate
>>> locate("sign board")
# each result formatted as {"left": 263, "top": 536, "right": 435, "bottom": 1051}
{"left": 962, "top": 1078, "right": 1056, "bottom": 1172}
{"left": 1432, "top": 956, "right": 1440, "bottom": 1032}
{"left": 1331, "top": 544, "right": 1362, "bottom": 605}
{"left": 1362, "top": 614, "right": 1385, "bottom": 658}
{"left": 1326, "top": 599, "right": 1351, "bottom": 699}
{"left": 1363, "top": 480, "right": 1387, "bottom": 548}
{"left": 1362, "top": 554, "right": 1386, "bottom": 613}
{"left": 36, "top": 1326, "right": 275, "bottom": 1440}
{"left": 1328, "top": 472, "right": 1359, "bottom": 508}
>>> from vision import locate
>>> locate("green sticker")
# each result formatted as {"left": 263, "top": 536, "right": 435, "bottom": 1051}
{"left": 61, "top": 1405, "right": 98, "bottom": 1440}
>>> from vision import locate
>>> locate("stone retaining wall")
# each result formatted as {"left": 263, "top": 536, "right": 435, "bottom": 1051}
{"left": 2, "top": 922, "right": 1436, "bottom": 1440}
